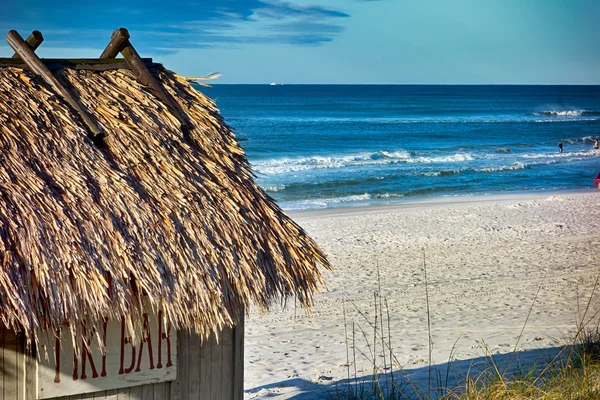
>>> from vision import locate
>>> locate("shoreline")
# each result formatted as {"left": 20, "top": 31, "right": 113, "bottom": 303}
{"left": 288, "top": 188, "right": 597, "bottom": 220}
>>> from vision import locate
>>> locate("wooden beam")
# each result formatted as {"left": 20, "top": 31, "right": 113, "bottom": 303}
{"left": 122, "top": 42, "right": 189, "bottom": 129}
{"left": 99, "top": 28, "right": 189, "bottom": 129}
{"left": 99, "top": 28, "right": 130, "bottom": 59}
{"left": 48, "top": 62, "right": 162, "bottom": 72}
{"left": 11, "top": 30, "right": 43, "bottom": 58}
{"left": 0, "top": 62, "right": 161, "bottom": 71}
{"left": 0, "top": 57, "right": 156, "bottom": 71}
{"left": 6, "top": 30, "right": 103, "bottom": 139}
{"left": 0, "top": 57, "right": 151, "bottom": 65}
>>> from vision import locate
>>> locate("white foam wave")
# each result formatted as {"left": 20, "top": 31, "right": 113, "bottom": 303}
{"left": 282, "top": 193, "right": 373, "bottom": 210}
{"left": 376, "top": 193, "right": 405, "bottom": 199}
{"left": 379, "top": 150, "right": 411, "bottom": 159}
{"left": 406, "top": 154, "right": 474, "bottom": 164}
{"left": 522, "top": 149, "right": 598, "bottom": 159}
{"left": 253, "top": 151, "right": 474, "bottom": 175}
{"left": 534, "top": 118, "right": 599, "bottom": 123}
{"left": 563, "top": 136, "right": 599, "bottom": 145}
{"left": 474, "top": 162, "right": 525, "bottom": 173}
{"left": 262, "top": 184, "right": 286, "bottom": 192}
{"left": 540, "top": 110, "right": 584, "bottom": 117}
{"left": 253, "top": 155, "right": 360, "bottom": 174}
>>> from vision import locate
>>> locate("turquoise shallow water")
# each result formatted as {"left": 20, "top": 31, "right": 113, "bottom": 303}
{"left": 198, "top": 84, "right": 600, "bottom": 210}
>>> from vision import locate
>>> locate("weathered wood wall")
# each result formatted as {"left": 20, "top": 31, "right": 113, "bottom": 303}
{"left": 0, "top": 329, "right": 36, "bottom": 400}
{"left": 0, "top": 317, "right": 244, "bottom": 400}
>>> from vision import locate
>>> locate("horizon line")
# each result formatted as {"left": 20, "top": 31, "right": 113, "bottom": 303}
{"left": 202, "top": 83, "right": 600, "bottom": 86}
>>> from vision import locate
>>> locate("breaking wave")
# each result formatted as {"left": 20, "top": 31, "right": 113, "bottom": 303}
{"left": 263, "top": 184, "right": 286, "bottom": 192}
{"left": 474, "top": 162, "right": 525, "bottom": 173}
{"left": 536, "top": 109, "right": 600, "bottom": 117}
{"left": 252, "top": 151, "right": 475, "bottom": 175}
{"left": 282, "top": 193, "right": 373, "bottom": 210}
{"left": 376, "top": 193, "right": 405, "bottom": 199}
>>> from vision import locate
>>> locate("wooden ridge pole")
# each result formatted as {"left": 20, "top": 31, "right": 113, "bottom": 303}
{"left": 11, "top": 30, "right": 43, "bottom": 58}
{"left": 100, "top": 28, "right": 189, "bottom": 129}
{"left": 99, "top": 28, "right": 130, "bottom": 59}
{"left": 6, "top": 30, "right": 103, "bottom": 139}
{"left": 0, "top": 57, "right": 156, "bottom": 71}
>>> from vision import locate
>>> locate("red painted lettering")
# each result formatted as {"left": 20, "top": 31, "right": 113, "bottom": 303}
{"left": 100, "top": 317, "right": 108, "bottom": 377}
{"left": 157, "top": 311, "right": 173, "bottom": 368}
{"left": 54, "top": 331, "right": 61, "bottom": 383}
{"left": 80, "top": 326, "right": 99, "bottom": 380}
{"left": 135, "top": 313, "right": 154, "bottom": 372}
{"left": 72, "top": 343, "right": 79, "bottom": 381}
{"left": 119, "top": 317, "right": 136, "bottom": 375}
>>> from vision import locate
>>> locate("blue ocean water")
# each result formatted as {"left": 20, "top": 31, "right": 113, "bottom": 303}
{"left": 198, "top": 85, "right": 600, "bottom": 210}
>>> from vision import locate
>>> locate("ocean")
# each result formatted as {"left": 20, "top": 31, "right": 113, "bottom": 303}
{"left": 197, "top": 85, "right": 600, "bottom": 210}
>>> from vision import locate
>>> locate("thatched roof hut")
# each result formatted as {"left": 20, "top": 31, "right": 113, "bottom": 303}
{"left": 0, "top": 29, "right": 329, "bottom": 343}
{"left": 0, "top": 27, "right": 330, "bottom": 400}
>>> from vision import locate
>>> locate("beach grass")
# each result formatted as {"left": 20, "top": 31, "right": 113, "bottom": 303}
{"left": 455, "top": 331, "right": 600, "bottom": 400}
{"left": 334, "top": 305, "right": 600, "bottom": 399}
{"left": 332, "top": 267, "right": 600, "bottom": 400}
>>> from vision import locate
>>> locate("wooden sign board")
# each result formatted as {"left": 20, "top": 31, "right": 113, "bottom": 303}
{"left": 37, "top": 312, "right": 177, "bottom": 399}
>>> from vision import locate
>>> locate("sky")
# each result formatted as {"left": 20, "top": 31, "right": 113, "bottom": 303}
{"left": 2, "top": 0, "right": 599, "bottom": 84}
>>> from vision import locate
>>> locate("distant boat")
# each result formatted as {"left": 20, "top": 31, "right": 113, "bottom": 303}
{"left": 269, "top": 82, "right": 276, "bottom": 86}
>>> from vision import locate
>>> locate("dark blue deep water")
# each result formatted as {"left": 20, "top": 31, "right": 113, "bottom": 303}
{"left": 198, "top": 85, "right": 600, "bottom": 210}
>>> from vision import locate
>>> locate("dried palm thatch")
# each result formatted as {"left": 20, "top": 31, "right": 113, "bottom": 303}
{"left": 0, "top": 64, "right": 330, "bottom": 341}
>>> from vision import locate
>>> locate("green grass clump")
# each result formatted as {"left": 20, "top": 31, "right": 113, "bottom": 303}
{"left": 456, "top": 342, "right": 600, "bottom": 399}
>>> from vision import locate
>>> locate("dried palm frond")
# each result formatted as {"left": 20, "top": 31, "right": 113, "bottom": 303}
{"left": 184, "top": 72, "right": 221, "bottom": 87}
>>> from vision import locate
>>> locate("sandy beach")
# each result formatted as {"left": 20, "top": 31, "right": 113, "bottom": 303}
{"left": 244, "top": 191, "right": 600, "bottom": 399}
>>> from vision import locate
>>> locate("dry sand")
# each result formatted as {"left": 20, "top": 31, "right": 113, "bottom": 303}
{"left": 244, "top": 191, "right": 600, "bottom": 399}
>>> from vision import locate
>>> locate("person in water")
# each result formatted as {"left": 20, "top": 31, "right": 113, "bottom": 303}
{"left": 558, "top": 141, "right": 563, "bottom": 153}
{"left": 594, "top": 138, "right": 599, "bottom": 150}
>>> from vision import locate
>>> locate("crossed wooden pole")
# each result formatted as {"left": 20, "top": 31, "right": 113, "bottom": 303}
{"left": 5, "top": 28, "right": 189, "bottom": 141}
{"left": 99, "top": 28, "right": 189, "bottom": 130}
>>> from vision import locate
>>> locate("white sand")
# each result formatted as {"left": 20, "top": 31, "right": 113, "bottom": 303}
{"left": 244, "top": 191, "right": 600, "bottom": 399}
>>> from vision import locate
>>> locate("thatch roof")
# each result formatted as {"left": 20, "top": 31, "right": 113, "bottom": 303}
{"left": 0, "top": 64, "right": 329, "bottom": 340}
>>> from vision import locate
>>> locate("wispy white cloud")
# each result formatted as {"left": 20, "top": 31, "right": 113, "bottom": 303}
{"left": 1, "top": 0, "right": 351, "bottom": 51}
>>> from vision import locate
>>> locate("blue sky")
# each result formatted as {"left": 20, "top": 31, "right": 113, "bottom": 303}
{"left": 2, "top": 0, "right": 599, "bottom": 84}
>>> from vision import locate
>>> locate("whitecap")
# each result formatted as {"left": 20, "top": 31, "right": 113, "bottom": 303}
{"left": 282, "top": 193, "right": 373, "bottom": 210}
{"left": 406, "top": 153, "right": 474, "bottom": 164}
{"left": 540, "top": 110, "right": 584, "bottom": 117}
{"left": 376, "top": 193, "right": 405, "bottom": 199}
{"left": 252, "top": 150, "right": 414, "bottom": 175}
{"left": 474, "top": 162, "right": 525, "bottom": 173}
{"left": 262, "top": 184, "right": 286, "bottom": 192}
